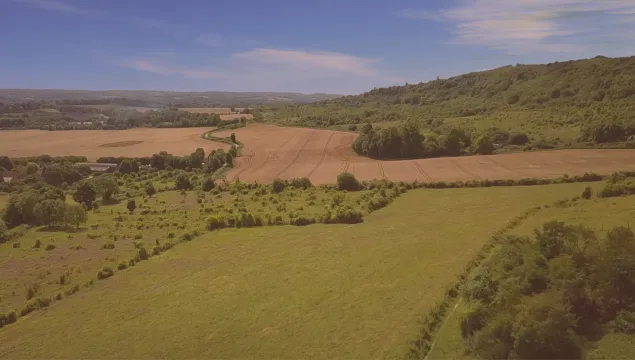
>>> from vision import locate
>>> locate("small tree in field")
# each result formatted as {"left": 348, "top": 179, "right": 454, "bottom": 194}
{"left": 127, "top": 199, "right": 137, "bottom": 214}
{"left": 64, "top": 204, "right": 87, "bottom": 229}
{"left": 230, "top": 133, "right": 237, "bottom": 143}
{"left": 145, "top": 182, "right": 156, "bottom": 197}
{"left": 73, "top": 182, "right": 97, "bottom": 209}
{"left": 175, "top": 174, "right": 193, "bottom": 190}
{"left": 202, "top": 177, "right": 215, "bottom": 191}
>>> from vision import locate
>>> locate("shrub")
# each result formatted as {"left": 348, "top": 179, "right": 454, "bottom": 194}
{"left": 97, "top": 266, "right": 114, "bottom": 280}
{"left": 581, "top": 186, "right": 593, "bottom": 199}
{"left": 460, "top": 303, "right": 489, "bottom": 338}
{"left": 117, "top": 262, "right": 128, "bottom": 270}
{"left": 102, "top": 242, "right": 115, "bottom": 249}
{"left": 127, "top": 199, "right": 137, "bottom": 214}
{"left": 508, "top": 132, "right": 530, "bottom": 146}
{"left": 45, "top": 243, "right": 55, "bottom": 251}
{"left": 0, "top": 310, "right": 17, "bottom": 328}
{"left": 202, "top": 177, "right": 215, "bottom": 191}
{"left": 26, "top": 283, "right": 41, "bottom": 300}
{"left": 12, "top": 242, "right": 19, "bottom": 248}
{"left": 337, "top": 172, "right": 360, "bottom": 191}
{"left": 207, "top": 215, "right": 227, "bottom": 230}
{"left": 290, "top": 177, "right": 312, "bottom": 190}
{"left": 20, "top": 297, "right": 51, "bottom": 316}
{"left": 33, "top": 239, "right": 41, "bottom": 248}
{"left": 136, "top": 247, "right": 149, "bottom": 261}
{"left": 330, "top": 207, "right": 364, "bottom": 224}
{"left": 175, "top": 174, "right": 193, "bottom": 190}
{"left": 272, "top": 178, "right": 286, "bottom": 193}
{"left": 292, "top": 216, "right": 314, "bottom": 226}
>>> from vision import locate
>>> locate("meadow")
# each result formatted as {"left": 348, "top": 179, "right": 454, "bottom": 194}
{"left": 0, "top": 181, "right": 592, "bottom": 358}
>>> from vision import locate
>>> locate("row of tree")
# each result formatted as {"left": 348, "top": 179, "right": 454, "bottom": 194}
{"left": 351, "top": 122, "right": 530, "bottom": 159}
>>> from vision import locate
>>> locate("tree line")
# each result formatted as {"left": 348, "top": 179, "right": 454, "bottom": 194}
{"left": 351, "top": 122, "right": 529, "bottom": 159}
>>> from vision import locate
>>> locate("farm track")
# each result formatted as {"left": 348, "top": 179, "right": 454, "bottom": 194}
{"left": 231, "top": 148, "right": 254, "bottom": 181}
{"left": 451, "top": 159, "right": 482, "bottom": 180}
{"left": 378, "top": 163, "right": 386, "bottom": 179}
{"left": 333, "top": 134, "right": 354, "bottom": 173}
{"left": 307, "top": 133, "right": 335, "bottom": 179}
{"left": 487, "top": 156, "right": 526, "bottom": 177}
{"left": 275, "top": 130, "right": 317, "bottom": 178}
{"left": 250, "top": 130, "right": 302, "bottom": 174}
{"left": 413, "top": 162, "right": 433, "bottom": 181}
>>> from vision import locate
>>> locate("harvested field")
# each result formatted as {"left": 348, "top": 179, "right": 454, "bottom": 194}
{"left": 0, "top": 128, "right": 227, "bottom": 160}
{"left": 213, "top": 124, "right": 635, "bottom": 184}
{"left": 179, "top": 107, "right": 253, "bottom": 121}
{"left": 72, "top": 104, "right": 156, "bottom": 112}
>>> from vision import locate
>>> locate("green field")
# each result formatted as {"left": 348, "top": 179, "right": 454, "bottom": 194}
{"left": 0, "top": 183, "right": 590, "bottom": 358}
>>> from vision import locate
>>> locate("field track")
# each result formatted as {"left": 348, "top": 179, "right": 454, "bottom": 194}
{"left": 215, "top": 124, "right": 635, "bottom": 184}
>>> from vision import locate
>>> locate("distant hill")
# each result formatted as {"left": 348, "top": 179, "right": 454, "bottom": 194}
{"left": 0, "top": 89, "right": 342, "bottom": 107}
{"left": 262, "top": 56, "right": 635, "bottom": 158}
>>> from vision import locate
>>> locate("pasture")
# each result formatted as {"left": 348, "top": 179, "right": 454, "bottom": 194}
{"left": 0, "top": 128, "right": 225, "bottom": 160}
{"left": 0, "top": 183, "right": 591, "bottom": 358}
{"left": 214, "top": 124, "right": 635, "bottom": 185}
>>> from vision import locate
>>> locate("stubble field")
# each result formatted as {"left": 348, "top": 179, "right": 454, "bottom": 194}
{"left": 216, "top": 124, "right": 635, "bottom": 184}
{"left": 0, "top": 128, "right": 227, "bottom": 160}
{"left": 178, "top": 108, "right": 254, "bottom": 121}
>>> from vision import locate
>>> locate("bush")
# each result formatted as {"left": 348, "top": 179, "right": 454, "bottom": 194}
{"left": 337, "top": 172, "right": 361, "bottom": 191}
{"left": 33, "top": 239, "right": 41, "bottom": 248}
{"left": 290, "top": 177, "right": 312, "bottom": 190}
{"left": 175, "top": 174, "right": 193, "bottom": 190}
{"left": 207, "top": 215, "right": 227, "bottom": 230}
{"left": 460, "top": 303, "right": 489, "bottom": 338}
{"left": 330, "top": 207, "right": 364, "bottom": 224}
{"left": 0, "top": 310, "right": 17, "bottom": 328}
{"left": 102, "top": 242, "right": 115, "bottom": 249}
{"left": 45, "top": 243, "right": 55, "bottom": 251}
{"left": 272, "top": 178, "right": 286, "bottom": 193}
{"left": 292, "top": 216, "right": 315, "bottom": 226}
{"left": 117, "top": 262, "right": 128, "bottom": 270}
{"left": 136, "top": 247, "right": 149, "bottom": 261}
{"left": 97, "top": 266, "right": 114, "bottom": 280}
{"left": 202, "top": 177, "right": 215, "bottom": 191}
{"left": 581, "top": 186, "right": 593, "bottom": 199}
{"left": 20, "top": 297, "right": 51, "bottom": 316}
{"left": 508, "top": 132, "right": 530, "bottom": 146}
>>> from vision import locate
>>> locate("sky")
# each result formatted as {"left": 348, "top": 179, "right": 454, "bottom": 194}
{"left": 1, "top": 0, "right": 635, "bottom": 94}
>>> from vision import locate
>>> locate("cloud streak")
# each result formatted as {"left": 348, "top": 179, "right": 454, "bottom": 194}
{"left": 123, "top": 59, "right": 225, "bottom": 79}
{"left": 13, "top": 0, "right": 167, "bottom": 30}
{"left": 398, "top": 0, "right": 635, "bottom": 55}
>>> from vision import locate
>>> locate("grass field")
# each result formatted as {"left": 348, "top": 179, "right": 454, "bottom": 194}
{"left": 0, "top": 183, "right": 591, "bottom": 359}
{"left": 179, "top": 107, "right": 254, "bottom": 120}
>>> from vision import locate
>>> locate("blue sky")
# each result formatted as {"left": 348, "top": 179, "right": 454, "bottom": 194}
{"left": 1, "top": 0, "right": 635, "bottom": 94}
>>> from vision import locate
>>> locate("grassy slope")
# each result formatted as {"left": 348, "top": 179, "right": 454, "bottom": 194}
{"left": 429, "top": 189, "right": 635, "bottom": 360}
{"left": 0, "top": 183, "right": 589, "bottom": 359}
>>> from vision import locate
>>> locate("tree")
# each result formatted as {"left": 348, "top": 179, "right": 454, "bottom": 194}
{"left": 175, "top": 174, "right": 192, "bottom": 190}
{"left": 73, "top": 182, "right": 97, "bottom": 209}
{"left": 94, "top": 175, "right": 119, "bottom": 201}
{"left": 474, "top": 134, "right": 495, "bottom": 155}
{"left": 337, "top": 172, "right": 361, "bottom": 191}
{"left": 25, "top": 162, "right": 39, "bottom": 175}
{"left": 33, "top": 199, "right": 66, "bottom": 226}
{"left": 118, "top": 159, "right": 139, "bottom": 174}
{"left": 63, "top": 204, "right": 87, "bottom": 229}
{"left": 202, "top": 177, "right": 215, "bottom": 191}
{"left": 0, "top": 219, "right": 8, "bottom": 243}
{"left": 145, "top": 182, "right": 156, "bottom": 197}
{"left": 127, "top": 199, "right": 137, "bottom": 214}
{"left": 0, "top": 156, "right": 13, "bottom": 170}
{"left": 230, "top": 133, "right": 237, "bottom": 143}
{"left": 225, "top": 153, "right": 234, "bottom": 167}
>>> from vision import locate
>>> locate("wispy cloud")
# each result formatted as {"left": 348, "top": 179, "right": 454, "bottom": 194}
{"left": 114, "top": 47, "right": 404, "bottom": 93}
{"left": 13, "top": 0, "right": 166, "bottom": 30}
{"left": 12, "top": 0, "right": 94, "bottom": 15}
{"left": 398, "top": 0, "right": 635, "bottom": 55}
{"left": 123, "top": 59, "right": 225, "bottom": 79}
{"left": 233, "top": 48, "right": 382, "bottom": 77}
